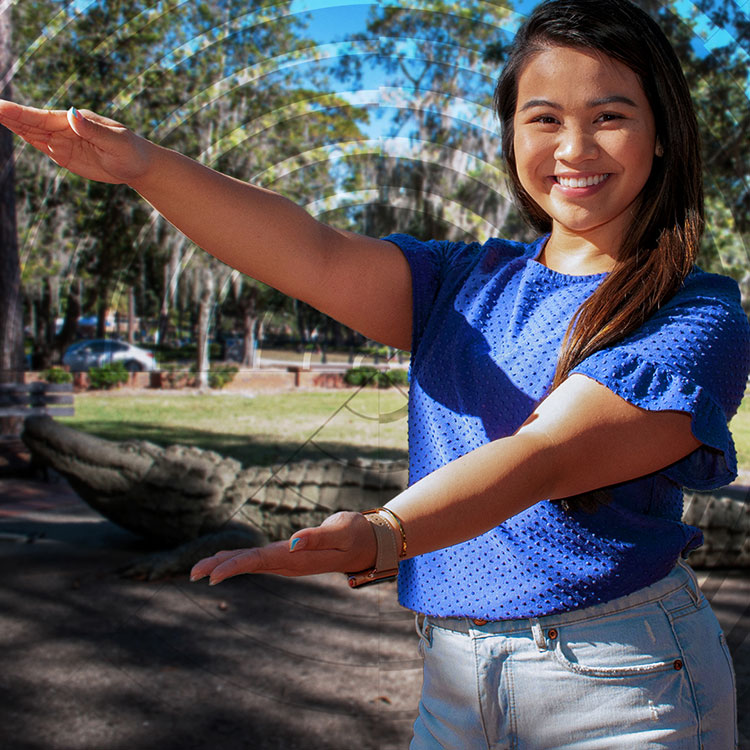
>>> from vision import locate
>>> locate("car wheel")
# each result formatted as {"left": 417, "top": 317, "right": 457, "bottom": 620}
{"left": 124, "top": 360, "right": 142, "bottom": 373}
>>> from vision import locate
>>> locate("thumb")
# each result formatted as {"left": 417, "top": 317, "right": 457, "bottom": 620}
{"left": 67, "top": 107, "right": 94, "bottom": 139}
{"left": 67, "top": 107, "right": 123, "bottom": 145}
{"left": 289, "top": 511, "right": 370, "bottom": 552}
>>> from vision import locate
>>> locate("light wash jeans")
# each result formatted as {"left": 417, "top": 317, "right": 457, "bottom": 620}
{"left": 411, "top": 561, "right": 737, "bottom": 749}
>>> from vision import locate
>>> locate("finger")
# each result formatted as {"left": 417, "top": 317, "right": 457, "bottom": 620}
{"left": 0, "top": 100, "right": 70, "bottom": 132}
{"left": 189, "top": 548, "right": 250, "bottom": 581}
{"left": 207, "top": 545, "right": 280, "bottom": 584}
{"left": 66, "top": 107, "right": 129, "bottom": 151}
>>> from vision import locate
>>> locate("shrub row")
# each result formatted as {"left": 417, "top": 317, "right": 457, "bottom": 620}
{"left": 344, "top": 366, "right": 408, "bottom": 389}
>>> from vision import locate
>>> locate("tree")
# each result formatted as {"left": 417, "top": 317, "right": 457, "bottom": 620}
{"left": 336, "top": 1, "right": 515, "bottom": 243}
{"left": 0, "top": 3, "right": 23, "bottom": 400}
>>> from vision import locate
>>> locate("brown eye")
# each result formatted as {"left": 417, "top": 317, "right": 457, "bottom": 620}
{"left": 596, "top": 113, "right": 624, "bottom": 123}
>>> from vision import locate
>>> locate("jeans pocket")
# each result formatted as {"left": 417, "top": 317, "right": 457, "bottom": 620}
{"left": 550, "top": 608, "right": 683, "bottom": 679}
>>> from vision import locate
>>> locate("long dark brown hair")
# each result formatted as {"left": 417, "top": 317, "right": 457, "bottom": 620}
{"left": 494, "top": 0, "right": 703, "bottom": 511}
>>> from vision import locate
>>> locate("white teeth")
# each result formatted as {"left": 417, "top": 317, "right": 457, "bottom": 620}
{"left": 556, "top": 174, "right": 609, "bottom": 187}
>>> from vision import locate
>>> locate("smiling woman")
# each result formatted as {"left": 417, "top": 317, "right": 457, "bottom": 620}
{"left": 512, "top": 47, "right": 658, "bottom": 270}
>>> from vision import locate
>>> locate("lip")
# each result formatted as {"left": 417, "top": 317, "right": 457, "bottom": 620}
{"left": 550, "top": 172, "right": 611, "bottom": 196}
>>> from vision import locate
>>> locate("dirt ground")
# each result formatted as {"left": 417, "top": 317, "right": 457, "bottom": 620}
{"left": 1, "top": 466, "right": 749, "bottom": 749}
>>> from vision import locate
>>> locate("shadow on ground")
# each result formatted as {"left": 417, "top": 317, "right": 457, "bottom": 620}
{"left": 2, "top": 474, "right": 749, "bottom": 749}
{"left": 0, "top": 488, "right": 420, "bottom": 750}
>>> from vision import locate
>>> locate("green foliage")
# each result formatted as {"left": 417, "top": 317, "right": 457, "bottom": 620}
{"left": 88, "top": 362, "right": 129, "bottom": 390}
{"left": 41, "top": 366, "right": 73, "bottom": 384}
{"left": 188, "top": 362, "right": 239, "bottom": 389}
{"left": 208, "top": 363, "right": 239, "bottom": 390}
{"left": 158, "top": 362, "right": 193, "bottom": 389}
{"left": 344, "top": 366, "right": 408, "bottom": 389}
{"left": 358, "top": 345, "right": 390, "bottom": 358}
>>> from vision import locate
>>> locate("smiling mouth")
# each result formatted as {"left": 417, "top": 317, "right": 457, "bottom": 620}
{"left": 554, "top": 174, "right": 611, "bottom": 188}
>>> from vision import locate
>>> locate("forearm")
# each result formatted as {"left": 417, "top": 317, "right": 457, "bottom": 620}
{"left": 384, "top": 431, "right": 556, "bottom": 558}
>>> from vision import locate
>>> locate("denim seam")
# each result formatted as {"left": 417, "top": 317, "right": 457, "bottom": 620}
{"left": 717, "top": 631, "right": 739, "bottom": 749}
{"left": 659, "top": 599, "right": 703, "bottom": 746}
{"left": 471, "top": 632, "right": 493, "bottom": 750}
{"left": 507, "top": 654, "right": 518, "bottom": 750}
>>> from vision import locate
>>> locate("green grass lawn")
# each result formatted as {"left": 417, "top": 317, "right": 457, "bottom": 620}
{"left": 60, "top": 388, "right": 750, "bottom": 473}
{"left": 60, "top": 388, "right": 409, "bottom": 467}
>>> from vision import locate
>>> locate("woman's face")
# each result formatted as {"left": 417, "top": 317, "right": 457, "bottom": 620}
{"left": 512, "top": 45, "right": 658, "bottom": 250}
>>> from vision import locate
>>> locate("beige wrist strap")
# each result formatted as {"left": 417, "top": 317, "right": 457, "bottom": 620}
{"left": 347, "top": 510, "right": 401, "bottom": 588}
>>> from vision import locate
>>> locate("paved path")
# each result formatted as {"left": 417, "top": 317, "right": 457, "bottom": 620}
{"left": 1, "top": 475, "right": 748, "bottom": 749}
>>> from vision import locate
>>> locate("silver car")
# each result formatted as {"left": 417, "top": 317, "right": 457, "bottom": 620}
{"left": 62, "top": 339, "right": 157, "bottom": 372}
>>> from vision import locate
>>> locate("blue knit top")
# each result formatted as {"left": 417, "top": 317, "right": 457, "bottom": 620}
{"left": 385, "top": 233, "right": 750, "bottom": 620}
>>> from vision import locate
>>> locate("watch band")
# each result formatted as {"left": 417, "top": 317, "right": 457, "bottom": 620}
{"left": 347, "top": 510, "right": 400, "bottom": 588}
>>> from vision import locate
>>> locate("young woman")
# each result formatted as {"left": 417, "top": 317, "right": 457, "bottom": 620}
{"left": 1, "top": 0, "right": 747, "bottom": 745}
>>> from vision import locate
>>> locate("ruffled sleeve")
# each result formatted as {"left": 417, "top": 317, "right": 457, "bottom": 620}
{"left": 382, "top": 233, "right": 479, "bottom": 353}
{"left": 571, "top": 270, "right": 750, "bottom": 490}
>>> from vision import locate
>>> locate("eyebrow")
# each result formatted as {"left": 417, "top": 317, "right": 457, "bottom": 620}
{"left": 518, "top": 95, "right": 639, "bottom": 111}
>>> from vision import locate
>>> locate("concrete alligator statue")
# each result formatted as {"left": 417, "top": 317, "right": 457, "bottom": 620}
{"left": 21, "top": 415, "right": 408, "bottom": 579}
{"left": 21, "top": 416, "right": 749, "bottom": 577}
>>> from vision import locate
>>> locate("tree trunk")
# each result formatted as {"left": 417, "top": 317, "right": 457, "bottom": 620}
{"left": 127, "top": 286, "right": 135, "bottom": 343}
{"left": 195, "top": 273, "right": 214, "bottom": 388}
{"left": 54, "top": 279, "right": 81, "bottom": 361}
{"left": 0, "top": 7, "right": 23, "bottom": 433}
{"left": 96, "top": 289, "right": 107, "bottom": 339}
{"left": 196, "top": 296, "right": 211, "bottom": 388}
{"left": 33, "top": 277, "right": 59, "bottom": 370}
{"left": 157, "top": 260, "right": 170, "bottom": 345}
{"left": 242, "top": 310, "right": 257, "bottom": 368}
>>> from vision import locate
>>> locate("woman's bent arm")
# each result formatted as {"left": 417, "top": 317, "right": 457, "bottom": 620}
{"left": 0, "top": 103, "right": 413, "bottom": 349}
{"left": 192, "top": 374, "right": 702, "bottom": 583}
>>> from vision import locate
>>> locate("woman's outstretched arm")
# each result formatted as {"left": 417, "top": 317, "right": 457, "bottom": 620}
{"left": 191, "top": 373, "right": 702, "bottom": 584}
{"left": 0, "top": 102, "right": 413, "bottom": 350}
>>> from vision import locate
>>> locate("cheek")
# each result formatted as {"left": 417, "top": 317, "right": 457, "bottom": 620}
{"left": 620, "top": 137, "right": 655, "bottom": 193}
{"left": 512, "top": 131, "right": 541, "bottom": 185}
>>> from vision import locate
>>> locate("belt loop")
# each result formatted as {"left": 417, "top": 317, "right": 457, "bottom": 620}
{"left": 415, "top": 613, "right": 432, "bottom": 647}
{"left": 676, "top": 559, "right": 701, "bottom": 605}
{"left": 530, "top": 618, "right": 547, "bottom": 652}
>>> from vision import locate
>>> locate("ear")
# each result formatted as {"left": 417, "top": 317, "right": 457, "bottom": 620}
{"left": 655, "top": 139, "right": 664, "bottom": 157}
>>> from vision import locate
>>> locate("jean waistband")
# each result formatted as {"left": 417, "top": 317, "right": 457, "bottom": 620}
{"left": 421, "top": 560, "right": 703, "bottom": 637}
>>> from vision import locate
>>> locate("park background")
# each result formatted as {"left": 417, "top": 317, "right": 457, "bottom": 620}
{"left": 0, "top": 1, "right": 748, "bottom": 748}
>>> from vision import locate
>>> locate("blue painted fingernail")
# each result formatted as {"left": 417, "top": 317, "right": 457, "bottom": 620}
{"left": 71, "top": 107, "right": 80, "bottom": 119}
{"left": 290, "top": 538, "right": 301, "bottom": 551}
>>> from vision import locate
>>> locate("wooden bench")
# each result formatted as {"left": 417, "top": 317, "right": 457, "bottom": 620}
{"left": 0, "top": 382, "right": 75, "bottom": 419}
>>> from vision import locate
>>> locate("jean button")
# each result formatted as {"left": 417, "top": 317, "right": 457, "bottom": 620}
{"left": 472, "top": 618, "right": 488, "bottom": 626}
{"left": 674, "top": 659, "right": 683, "bottom": 670}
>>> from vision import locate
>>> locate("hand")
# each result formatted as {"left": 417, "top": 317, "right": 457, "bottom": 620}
{"left": 0, "top": 101, "right": 153, "bottom": 185}
{"left": 189, "top": 511, "right": 377, "bottom": 585}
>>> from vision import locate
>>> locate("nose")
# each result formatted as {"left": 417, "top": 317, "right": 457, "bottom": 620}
{"left": 554, "top": 126, "right": 598, "bottom": 163}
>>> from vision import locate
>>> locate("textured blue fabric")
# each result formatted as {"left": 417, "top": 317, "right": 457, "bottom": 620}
{"left": 385, "top": 232, "right": 750, "bottom": 620}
